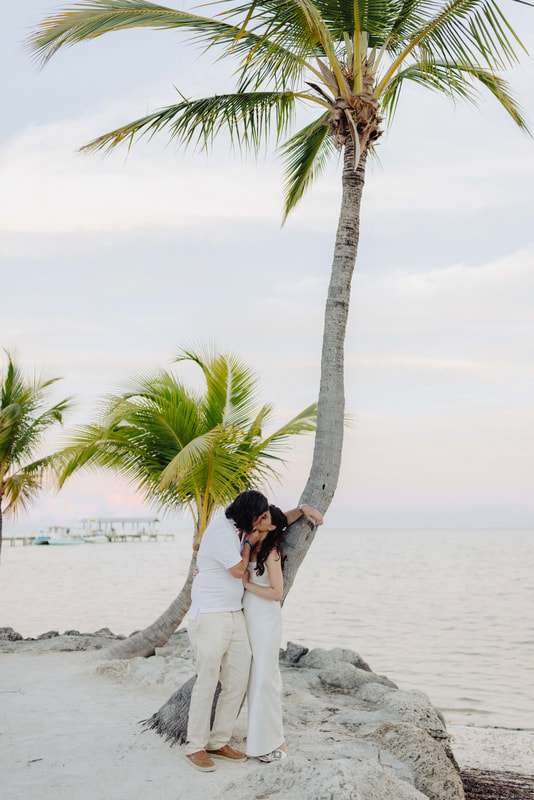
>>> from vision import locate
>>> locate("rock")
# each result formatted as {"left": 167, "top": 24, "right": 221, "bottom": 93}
{"left": 238, "top": 754, "right": 427, "bottom": 800}
{"left": 168, "top": 628, "right": 190, "bottom": 644}
{"left": 329, "top": 647, "right": 372, "bottom": 672}
{"left": 299, "top": 646, "right": 375, "bottom": 673}
{"left": 335, "top": 707, "right": 404, "bottom": 730}
{"left": 154, "top": 644, "right": 176, "bottom": 657}
{"left": 379, "top": 689, "right": 448, "bottom": 740}
{"left": 364, "top": 722, "right": 465, "bottom": 800}
{"left": 299, "top": 647, "right": 339, "bottom": 669}
{"left": 94, "top": 627, "right": 118, "bottom": 638}
{"left": 96, "top": 659, "right": 133, "bottom": 681}
{"left": 63, "top": 630, "right": 81, "bottom": 636}
{"left": 331, "top": 739, "right": 415, "bottom": 785}
{"left": 0, "top": 627, "right": 23, "bottom": 641}
{"left": 319, "top": 662, "right": 397, "bottom": 692}
{"left": 37, "top": 630, "right": 59, "bottom": 640}
{"left": 357, "top": 683, "right": 393, "bottom": 704}
{"left": 280, "top": 641, "right": 309, "bottom": 664}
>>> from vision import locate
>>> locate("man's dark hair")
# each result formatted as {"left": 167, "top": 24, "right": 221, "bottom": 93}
{"left": 225, "top": 490, "right": 269, "bottom": 533}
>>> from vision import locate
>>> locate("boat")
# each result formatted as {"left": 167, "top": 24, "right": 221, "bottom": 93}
{"left": 34, "top": 526, "right": 85, "bottom": 545}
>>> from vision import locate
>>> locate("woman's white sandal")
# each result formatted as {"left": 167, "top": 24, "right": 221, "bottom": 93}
{"left": 258, "top": 749, "right": 287, "bottom": 763}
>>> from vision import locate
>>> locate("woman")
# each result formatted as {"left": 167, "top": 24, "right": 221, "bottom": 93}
{"left": 242, "top": 504, "right": 288, "bottom": 762}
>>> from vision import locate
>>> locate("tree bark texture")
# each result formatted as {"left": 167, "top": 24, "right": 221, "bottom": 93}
{"left": 105, "top": 548, "right": 197, "bottom": 659}
{"left": 0, "top": 503, "right": 3, "bottom": 561}
{"left": 145, "top": 141, "right": 368, "bottom": 741}
{"left": 282, "top": 142, "right": 367, "bottom": 600}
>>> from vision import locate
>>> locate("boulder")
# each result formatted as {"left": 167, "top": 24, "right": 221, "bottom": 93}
{"left": 280, "top": 641, "right": 309, "bottom": 664}
{"left": 0, "top": 627, "right": 23, "bottom": 641}
{"left": 94, "top": 627, "right": 120, "bottom": 638}
{"left": 329, "top": 647, "right": 372, "bottom": 672}
{"left": 300, "top": 646, "right": 371, "bottom": 671}
{"left": 37, "top": 630, "right": 59, "bottom": 640}
{"left": 357, "top": 683, "right": 393, "bottom": 704}
{"left": 232, "top": 755, "right": 428, "bottom": 800}
{"left": 378, "top": 689, "right": 448, "bottom": 740}
{"left": 364, "top": 721, "right": 464, "bottom": 800}
{"left": 319, "top": 662, "right": 397, "bottom": 692}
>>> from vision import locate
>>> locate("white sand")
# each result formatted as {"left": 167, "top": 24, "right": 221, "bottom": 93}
{"left": 1, "top": 651, "right": 533, "bottom": 800}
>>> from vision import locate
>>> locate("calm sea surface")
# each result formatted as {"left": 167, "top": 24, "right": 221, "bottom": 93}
{"left": 1, "top": 529, "right": 533, "bottom": 731}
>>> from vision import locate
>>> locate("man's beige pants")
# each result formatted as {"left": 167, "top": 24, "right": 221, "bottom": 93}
{"left": 185, "top": 610, "right": 251, "bottom": 755}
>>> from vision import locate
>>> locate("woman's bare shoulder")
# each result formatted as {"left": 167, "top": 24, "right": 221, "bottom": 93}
{"left": 266, "top": 548, "right": 282, "bottom": 564}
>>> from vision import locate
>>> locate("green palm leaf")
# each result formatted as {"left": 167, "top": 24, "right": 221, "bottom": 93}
{"left": 29, "top": 0, "right": 313, "bottom": 90}
{"left": 281, "top": 111, "right": 334, "bottom": 218}
{"left": 0, "top": 354, "right": 71, "bottom": 532}
{"left": 29, "top": 0, "right": 530, "bottom": 214}
{"left": 58, "top": 346, "right": 316, "bottom": 538}
{"left": 382, "top": 58, "right": 530, "bottom": 130}
{"left": 81, "top": 90, "right": 302, "bottom": 154}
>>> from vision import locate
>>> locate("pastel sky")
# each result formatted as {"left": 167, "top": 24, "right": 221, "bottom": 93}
{"left": 2, "top": 0, "right": 534, "bottom": 533}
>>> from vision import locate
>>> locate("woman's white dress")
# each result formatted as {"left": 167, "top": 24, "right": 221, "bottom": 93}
{"left": 242, "top": 561, "right": 284, "bottom": 757}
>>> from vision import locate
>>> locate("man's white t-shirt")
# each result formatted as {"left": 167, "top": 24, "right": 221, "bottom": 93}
{"left": 189, "top": 515, "right": 244, "bottom": 620}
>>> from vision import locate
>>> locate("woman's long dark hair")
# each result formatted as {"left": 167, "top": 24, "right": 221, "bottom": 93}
{"left": 225, "top": 490, "right": 269, "bottom": 534}
{"left": 255, "top": 505, "right": 288, "bottom": 576}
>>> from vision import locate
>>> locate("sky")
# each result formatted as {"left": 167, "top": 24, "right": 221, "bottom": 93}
{"left": 2, "top": 0, "right": 534, "bottom": 533}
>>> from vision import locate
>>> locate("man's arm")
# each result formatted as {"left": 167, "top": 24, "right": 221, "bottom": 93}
{"left": 285, "top": 503, "right": 324, "bottom": 527}
{"left": 227, "top": 529, "right": 260, "bottom": 578}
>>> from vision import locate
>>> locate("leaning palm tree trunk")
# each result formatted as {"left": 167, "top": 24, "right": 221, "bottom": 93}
{"left": 143, "top": 139, "right": 367, "bottom": 743}
{"left": 283, "top": 142, "right": 367, "bottom": 598}
{"left": 106, "top": 548, "right": 198, "bottom": 659}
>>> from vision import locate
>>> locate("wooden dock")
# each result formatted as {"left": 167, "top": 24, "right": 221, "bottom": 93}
{"left": 4, "top": 531, "right": 174, "bottom": 546}
{"left": 107, "top": 531, "right": 174, "bottom": 543}
{"left": 4, "top": 536, "right": 37, "bottom": 547}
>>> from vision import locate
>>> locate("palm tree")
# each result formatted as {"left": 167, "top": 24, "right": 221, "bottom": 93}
{"left": 59, "top": 346, "right": 316, "bottom": 657}
{"left": 0, "top": 353, "right": 72, "bottom": 560}
{"left": 29, "top": 0, "right": 530, "bottom": 598}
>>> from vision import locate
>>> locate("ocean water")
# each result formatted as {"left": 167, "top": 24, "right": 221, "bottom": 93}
{"left": 1, "top": 528, "right": 533, "bottom": 731}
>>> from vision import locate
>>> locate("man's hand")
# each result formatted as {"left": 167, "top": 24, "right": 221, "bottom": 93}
{"left": 301, "top": 504, "right": 324, "bottom": 526}
{"left": 247, "top": 529, "right": 261, "bottom": 546}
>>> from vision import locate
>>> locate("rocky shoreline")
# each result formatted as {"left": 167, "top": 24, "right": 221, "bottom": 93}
{"left": 2, "top": 627, "right": 533, "bottom": 800}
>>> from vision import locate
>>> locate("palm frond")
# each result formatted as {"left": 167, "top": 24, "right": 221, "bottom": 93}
{"left": 58, "top": 353, "right": 316, "bottom": 524}
{"left": 3, "top": 471, "right": 44, "bottom": 516}
{"left": 255, "top": 402, "right": 318, "bottom": 453}
{"left": 0, "top": 354, "right": 70, "bottom": 514}
{"left": 29, "top": 0, "right": 313, "bottom": 91}
{"left": 81, "top": 90, "right": 301, "bottom": 154}
{"left": 375, "top": 0, "right": 527, "bottom": 98}
{"left": 382, "top": 58, "right": 530, "bottom": 131}
{"left": 175, "top": 347, "right": 260, "bottom": 430}
{"left": 281, "top": 111, "right": 335, "bottom": 218}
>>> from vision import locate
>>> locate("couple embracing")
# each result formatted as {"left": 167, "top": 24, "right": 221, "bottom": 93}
{"left": 185, "top": 490, "right": 323, "bottom": 772}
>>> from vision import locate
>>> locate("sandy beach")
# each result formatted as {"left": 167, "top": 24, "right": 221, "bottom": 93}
{"left": 2, "top": 634, "right": 533, "bottom": 800}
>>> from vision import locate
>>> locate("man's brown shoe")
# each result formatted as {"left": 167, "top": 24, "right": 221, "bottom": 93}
{"left": 207, "top": 745, "right": 247, "bottom": 762}
{"left": 186, "top": 750, "right": 216, "bottom": 772}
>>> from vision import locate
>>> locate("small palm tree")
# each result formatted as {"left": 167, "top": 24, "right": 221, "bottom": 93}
{"left": 0, "top": 353, "right": 72, "bottom": 560}
{"left": 59, "top": 346, "right": 316, "bottom": 657}
{"left": 30, "top": 0, "right": 530, "bottom": 598}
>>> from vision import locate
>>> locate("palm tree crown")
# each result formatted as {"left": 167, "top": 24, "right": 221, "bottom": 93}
{"left": 0, "top": 353, "right": 72, "bottom": 556}
{"left": 30, "top": 0, "right": 529, "bottom": 218}
{"left": 60, "top": 347, "right": 316, "bottom": 543}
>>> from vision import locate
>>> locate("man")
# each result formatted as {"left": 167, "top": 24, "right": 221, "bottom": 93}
{"left": 185, "top": 489, "right": 323, "bottom": 772}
